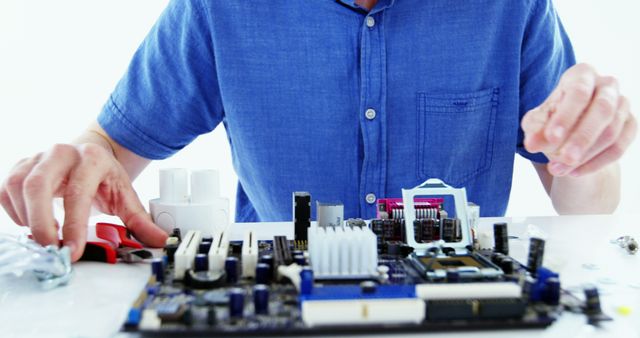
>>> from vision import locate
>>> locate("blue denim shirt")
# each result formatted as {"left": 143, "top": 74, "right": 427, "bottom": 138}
{"left": 98, "top": 0, "right": 575, "bottom": 221}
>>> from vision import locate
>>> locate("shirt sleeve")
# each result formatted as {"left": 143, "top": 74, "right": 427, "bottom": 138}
{"left": 517, "top": 0, "right": 576, "bottom": 163}
{"left": 97, "top": 0, "right": 223, "bottom": 160}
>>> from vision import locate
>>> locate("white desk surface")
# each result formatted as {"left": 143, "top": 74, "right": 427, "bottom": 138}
{"left": 1, "top": 214, "right": 640, "bottom": 338}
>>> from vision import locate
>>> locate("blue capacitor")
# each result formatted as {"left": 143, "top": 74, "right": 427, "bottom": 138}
{"left": 151, "top": 258, "right": 164, "bottom": 283}
{"left": 294, "top": 254, "right": 305, "bottom": 266}
{"left": 195, "top": 253, "right": 208, "bottom": 272}
{"left": 253, "top": 284, "right": 269, "bottom": 315}
{"left": 300, "top": 267, "right": 314, "bottom": 295}
{"left": 229, "top": 288, "right": 245, "bottom": 318}
{"left": 544, "top": 277, "right": 561, "bottom": 305}
{"left": 225, "top": 257, "right": 239, "bottom": 284}
{"left": 256, "top": 263, "right": 270, "bottom": 285}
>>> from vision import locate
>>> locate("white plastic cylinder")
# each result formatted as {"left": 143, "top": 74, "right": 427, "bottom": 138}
{"left": 190, "top": 169, "right": 220, "bottom": 203}
{"left": 159, "top": 168, "right": 189, "bottom": 203}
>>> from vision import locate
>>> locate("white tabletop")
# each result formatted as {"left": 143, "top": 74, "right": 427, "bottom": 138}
{"left": 1, "top": 214, "right": 640, "bottom": 338}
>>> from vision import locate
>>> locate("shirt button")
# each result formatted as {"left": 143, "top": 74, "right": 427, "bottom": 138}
{"left": 365, "top": 193, "right": 376, "bottom": 204}
{"left": 366, "top": 16, "right": 375, "bottom": 28}
{"left": 365, "top": 108, "right": 376, "bottom": 120}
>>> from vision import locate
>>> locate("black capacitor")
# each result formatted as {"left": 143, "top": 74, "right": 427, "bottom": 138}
{"left": 164, "top": 239, "right": 179, "bottom": 263}
{"left": 584, "top": 286, "right": 603, "bottom": 315}
{"left": 413, "top": 220, "right": 422, "bottom": 243}
{"left": 256, "top": 263, "right": 271, "bottom": 285}
{"left": 371, "top": 219, "right": 385, "bottom": 245}
{"left": 253, "top": 284, "right": 269, "bottom": 315}
{"left": 293, "top": 192, "right": 311, "bottom": 241}
{"left": 225, "top": 257, "right": 239, "bottom": 284}
{"left": 493, "top": 222, "right": 509, "bottom": 255}
{"left": 442, "top": 218, "right": 456, "bottom": 242}
{"left": 446, "top": 269, "right": 460, "bottom": 282}
{"left": 195, "top": 253, "right": 208, "bottom": 272}
{"left": 199, "top": 241, "right": 212, "bottom": 254}
{"left": 499, "top": 257, "right": 515, "bottom": 275}
{"left": 527, "top": 237, "right": 545, "bottom": 275}
{"left": 171, "top": 228, "right": 181, "bottom": 241}
{"left": 360, "top": 281, "right": 377, "bottom": 294}
{"left": 229, "top": 288, "right": 245, "bottom": 318}
{"left": 207, "top": 306, "right": 217, "bottom": 326}
{"left": 544, "top": 277, "right": 561, "bottom": 306}
{"left": 151, "top": 258, "right": 164, "bottom": 283}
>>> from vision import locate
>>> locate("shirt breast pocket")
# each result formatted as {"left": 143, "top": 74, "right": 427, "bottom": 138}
{"left": 416, "top": 88, "right": 499, "bottom": 186}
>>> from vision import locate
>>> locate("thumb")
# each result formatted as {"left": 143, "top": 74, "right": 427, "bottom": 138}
{"left": 117, "top": 185, "right": 168, "bottom": 248}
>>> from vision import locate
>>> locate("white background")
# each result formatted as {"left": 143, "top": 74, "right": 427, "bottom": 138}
{"left": 0, "top": 0, "right": 638, "bottom": 228}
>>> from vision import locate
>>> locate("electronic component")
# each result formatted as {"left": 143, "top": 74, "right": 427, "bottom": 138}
{"left": 583, "top": 286, "right": 613, "bottom": 324}
{"left": 151, "top": 258, "right": 164, "bottom": 283}
{"left": 225, "top": 257, "right": 239, "bottom": 284}
{"left": 527, "top": 237, "right": 545, "bottom": 276}
{"left": 493, "top": 222, "right": 509, "bottom": 255}
{"left": 229, "top": 288, "right": 245, "bottom": 319}
{"left": 308, "top": 224, "right": 378, "bottom": 279}
{"left": 293, "top": 192, "right": 311, "bottom": 241}
{"left": 253, "top": 285, "right": 269, "bottom": 315}
{"left": 208, "top": 228, "right": 230, "bottom": 272}
{"left": 149, "top": 168, "right": 229, "bottom": 236}
{"left": 316, "top": 201, "right": 343, "bottom": 228}
{"left": 241, "top": 230, "right": 258, "bottom": 277}
{"left": 174, "top": 230, "right": 202, "bottom": 279}
{"left": 612, "top": 235, "right": 638, "bottom": 255}
{"left": 121, "top": 174, "right": 606, "bottom": 336}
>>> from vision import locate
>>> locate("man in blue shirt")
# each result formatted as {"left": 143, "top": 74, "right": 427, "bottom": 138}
{"left": 1, "top": 0, "right": 636, "bottom": 261}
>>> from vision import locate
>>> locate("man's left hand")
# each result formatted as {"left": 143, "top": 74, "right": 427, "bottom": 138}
{"left": 522, "top": 63, "right": 636, "bottom": 177}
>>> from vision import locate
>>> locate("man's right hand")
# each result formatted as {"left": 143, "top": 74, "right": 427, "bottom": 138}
{"left": 0, "top": 142, "right": 167, "bottom": 261}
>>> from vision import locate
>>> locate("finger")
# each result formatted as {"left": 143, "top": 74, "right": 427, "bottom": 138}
{"left": 522, "top": 90, "right": 563, "bottom": 153}
{"left": 24, "top": 145, "right": 80, "bottom": 246}
{"left": 557, "top": 76, "right": 619, "bottom": 165}
{"left": 569, "top": 115, "right": 637, "bottom": 177}
{"left": 0, "top": 188, "right": 23, "bottom": 226}
{"left": 117, "top": 184, "right": 168, "bottom": 247}
{"left": 4, "top": 154, "right": 42, "bottom": 225}
{"left": 62, "top": 145, "right": 110, "bottom": 261}
{"left": 575, "top": 95, "right": 630, "bottom": 165}
{"left": 544, "top": 64, "right": 598, "bottom": 147}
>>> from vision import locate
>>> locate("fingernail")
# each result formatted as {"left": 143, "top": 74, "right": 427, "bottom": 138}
{"left": 549, "top": 162, "right": 570, "bottom": 176}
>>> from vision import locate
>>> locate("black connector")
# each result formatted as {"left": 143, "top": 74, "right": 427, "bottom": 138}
{"left": 293, "top": 192, "right": 311, "bottom": 241}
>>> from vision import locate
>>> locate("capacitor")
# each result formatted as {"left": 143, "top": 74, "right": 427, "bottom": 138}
{"left": 259, "top": 254, "right": 274, "bottom": 277}
{"left": 207, "top": 306, "right": 217, "bottom": 326}
{"left": 493, "top": 222, "right": 509, "bottom": 255}
{"left": 171, "top": 228, "right": 182, "bottom": 241}
{"left": 228, "top": 288, "right": 245, "bottom": 318}
{"left": 164, "top": 237, "right": 180, "bottom": 263}
{"left": 527, "top": 237, "right": 545, "bottom": 276}
{"left": 544, "top": 277, "right": 561, "bottom": 306}
{"left": 446, "top": 269, "right": 460, "bottom": 282}
{"left": 294, "top": 254, "right": 305, "bottom": 266}
{"left": 584, "top": 286, "right": 603, "bottom": 315}
{"left": 199, "top": 241, "right": 212, "bottom": 254}
{"left": 360, "top": 280, "right": 377, "bottom": 294}
{"left": 195, "top": 254, "right": 208, "bottom": 272}
{"left": 499, "top": 257, "right": 515, "bottom": 275}
{"left": 151, "top": 258, "right": 164, "bottom": 283}
{"left": 253, "top": 284, "right": 269, "bottom": 315}
{"left": 300, "top": 267, "right": 314, "bottom": 295}
{"left": 225, "top": 257, "right": 239, "bottom": 284}
{"left": 255, "top": 263, "right": 271, "bottom": 285}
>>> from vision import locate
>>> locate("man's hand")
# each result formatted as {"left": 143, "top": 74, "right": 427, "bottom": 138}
{"left": 0, "top": 143, "right": 167, "bottom": 261}
{"left": 522, "top": 63, "right": 636, "bottom": 177}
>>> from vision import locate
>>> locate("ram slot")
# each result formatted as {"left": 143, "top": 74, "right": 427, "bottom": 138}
{"left": 174, "top": 230, "right": 202, "bottom": 279}
{"left": 241, "top": 230, "right": 258, "bottom": 277}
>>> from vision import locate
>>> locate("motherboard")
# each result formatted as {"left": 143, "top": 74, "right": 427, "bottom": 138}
{"left": 121, "top": 174, "right": 610, "bottom": 336}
